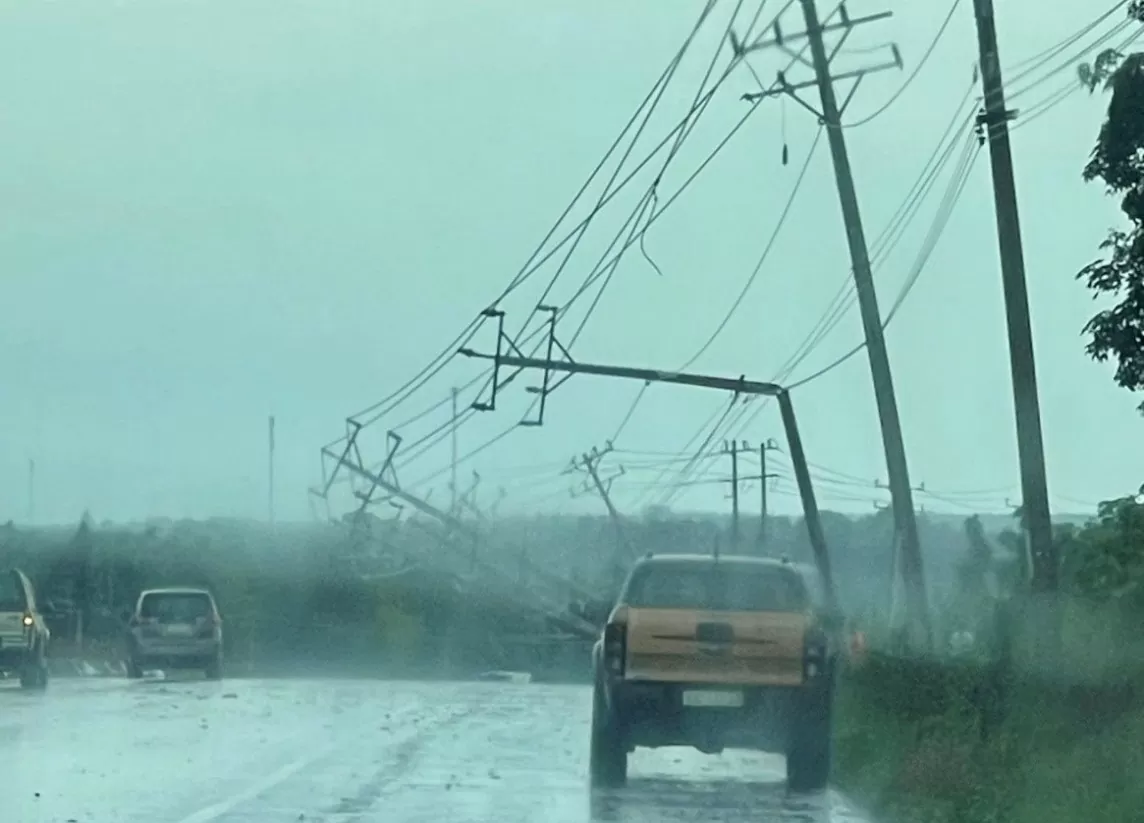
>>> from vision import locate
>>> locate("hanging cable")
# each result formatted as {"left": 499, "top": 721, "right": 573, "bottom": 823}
{"left": 677, "top": 124, "right": 824, "bottom": 371}
{"left": 842, "top": 0, "right": 962, "bottom": 128}
{"left": 338, "top": 0, "right": 723, "bottom": 434}
{"left": 786, "top": 130, "right": 980, "bottom": 390}
{"left": 396, "top": 3, "right": 784, "bottom": 490}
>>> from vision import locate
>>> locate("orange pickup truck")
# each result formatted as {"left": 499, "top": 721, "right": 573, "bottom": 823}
{"left": 589, "top": 553, "right": 839, "bottom": 791}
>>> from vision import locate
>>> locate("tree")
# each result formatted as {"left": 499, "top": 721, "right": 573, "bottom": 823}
{"left": 1077, "top": 4, "right": 1144, "bottom": 408}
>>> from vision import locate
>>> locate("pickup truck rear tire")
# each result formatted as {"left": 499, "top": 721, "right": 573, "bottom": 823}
{"left": 589, "top": 683, "right": 627, "bottom": 788}
{"left": 786, "top": 674, "right": 834, "bottom": 792}
{"left": 126, "top": 655, "right": 143, "bottom": 679}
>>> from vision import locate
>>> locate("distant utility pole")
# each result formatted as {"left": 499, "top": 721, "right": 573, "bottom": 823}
{"left": 722, "top": 440, "right": 779, "bottom": 552}
{"left": 268, "top": 415, "right": 276, "bottom": 525}
{"left": 724, "top": 440, "right": 741, "bottom": 547}
{"left": 568, "top": 442, "right": 635, "bottom": 580}
{"left": 971, "top": 0, "right": 1056, "bottom": 596}
{"left": 450, "top": 387, "right": 460, "bottom": 516}
{"left": 744, "top": 2, "right": 930, "bottom": 647}
{"left": 758, "top": 439, "right": 780, "bottom": 548}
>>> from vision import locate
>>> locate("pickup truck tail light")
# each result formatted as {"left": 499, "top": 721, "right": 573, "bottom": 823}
{"left": 603, "top": 622, "right": 627, "bottom": 677}
{"left": 804, "top": 625, "right": 829, "bottom": 680}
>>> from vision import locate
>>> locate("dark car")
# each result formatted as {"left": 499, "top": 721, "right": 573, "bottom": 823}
{"left": 126, "top": 587, "right": 223, "bottom": 679}
{"left": 0, "top": 568, "right": 51, "bottom": 690}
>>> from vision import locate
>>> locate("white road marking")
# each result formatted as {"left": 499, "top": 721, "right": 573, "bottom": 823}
{"left": 172, "top": 700, "right": 430, "bottom": 823}
{"left": 173, "top": 743, "right": 338, "bottom": 823}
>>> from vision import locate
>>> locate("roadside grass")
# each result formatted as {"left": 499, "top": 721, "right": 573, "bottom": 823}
{"left": 835, "top": 645, "right": 1144, "bottom": 823}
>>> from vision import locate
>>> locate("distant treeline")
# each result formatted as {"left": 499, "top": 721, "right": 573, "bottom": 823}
{"left": 0, "top": 507, "right": 1024, "bottom": 675}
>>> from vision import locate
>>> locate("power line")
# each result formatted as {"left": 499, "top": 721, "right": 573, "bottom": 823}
{"left": 1006, "top": 16, "right": 1135, "bottom": 101}
{"left": 380, "top": 18, "right": 752, "bottom": 469}
{"left": 567, "top": 0, "right": 750, "bottom": 346}
{"left": 334, "top": 1, "right": 725, "bottom": 437}
{"left": 602, "top": 11, "right": 830, "bottom": 466}
{"left": 400, "top": 5, "right": 807, "bottom": 486}
{"left": 663, "top": 125, "right": 978, "bottom": 496}
{"left": 786, "top": 129, "right": 980, "bottom": 389}
{"left": 651, "top": 79, "right": 981, "bottom": 495}
{"left": 610, "top": 124, "right": 824, "bottom": 447}
{"left": 611, "top": 382, "right": 652, "bottom": 442}
{"left": 1004, "top": 0, "right": 1129, "bottom": 74}
{"left": 843, "top": 0, "right": 962, "bottom": 128}
{"left": 679, "top": 126, "right": 824, "bottom": 370}
{"left": 378, "top": 2, "right": 783, "bottom": 480}
{"left": 1005, "top": 3, "right": 1132, "bottom": 92}
{"left": 1011, "top": 25, "right": 1144, "bottom": 132}
{"left": 772, "top": 81, "right": 979, "bottom": 383}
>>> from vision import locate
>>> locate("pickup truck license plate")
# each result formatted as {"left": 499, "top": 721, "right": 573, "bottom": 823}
{"left": 682, "top": 689, "right": 743, "bottom": 708}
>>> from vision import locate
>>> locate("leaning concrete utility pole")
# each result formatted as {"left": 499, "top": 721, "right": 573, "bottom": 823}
{"left": 746, "top": 1, "right": 930, "bottom": 647}
{"left": 970, "top": 0, "right": 1056, "bottom": 597}
{"left": 459, "top": 310, "right": 839, "bottom": 613}
{"left": 568, "top": 442, "right": 637, "bottom": 582}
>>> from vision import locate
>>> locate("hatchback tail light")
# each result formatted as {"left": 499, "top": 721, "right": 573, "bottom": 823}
{"left": 196, "top": 616, "right": 219, "bottom": 638}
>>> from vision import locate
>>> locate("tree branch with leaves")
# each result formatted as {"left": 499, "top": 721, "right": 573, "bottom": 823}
{"left": 1077, "top": 5, "right": 1144, "bottom": 409}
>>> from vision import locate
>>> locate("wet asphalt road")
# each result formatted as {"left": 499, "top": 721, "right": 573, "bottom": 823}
{"left": 3, "top": 677, "right": 870, "bottom": 822}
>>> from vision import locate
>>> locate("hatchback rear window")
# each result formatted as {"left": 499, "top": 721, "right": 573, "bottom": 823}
{"left": 140, "top": 593, "right": 213, "bottom": 623}
{"left": 624, "top": 564, "right": 808, "bottom": 612}
{"left": 0, "top": 572, "right": 26, "bottom": 612}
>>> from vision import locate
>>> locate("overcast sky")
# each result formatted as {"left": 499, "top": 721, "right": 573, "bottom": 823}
{"left": 0, "top": 0, "right": 1137, "bottom": 525}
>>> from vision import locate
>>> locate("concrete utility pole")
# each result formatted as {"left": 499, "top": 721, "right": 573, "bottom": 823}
{"left": 971, "top": 0, "right": 1056, "bottom": 596}
{"left": 722, "top": 440, "right": 779, "bottom": 551}
{"left": 724, "top": 440, "right": 741, "bottom": 548}
{"left": 758, "top": 439, "right": 780, "bottom": 548}
{"left": 450, "top": 387, "right": 460, "bottom": 516}
{"left": 568, "top": 442, "right": 636, "bottom": 581}
{"left": 460, "top": 318, "right": 839, "bottom": 613}
{"left": 746, "top": 2, "right": 930, "bottom": 647}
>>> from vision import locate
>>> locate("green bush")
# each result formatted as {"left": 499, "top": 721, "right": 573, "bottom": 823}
{"left": 837, "top": 615, "right": 1144, "bottom": 823}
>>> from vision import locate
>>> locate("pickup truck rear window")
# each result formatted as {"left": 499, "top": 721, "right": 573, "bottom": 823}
{"left": 0, "top": 571, "right": 26, "bottom": 612}
{"left": 624, "top": 564, "right": 808, "bottom": 612}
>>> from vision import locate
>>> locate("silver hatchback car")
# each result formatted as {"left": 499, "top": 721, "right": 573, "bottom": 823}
{"left": 127, "top": 587, "right": 223, "bottom": 679}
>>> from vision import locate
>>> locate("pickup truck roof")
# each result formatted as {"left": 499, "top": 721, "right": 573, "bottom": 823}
{"left": 617, "top": 553, "right": 825, "bottom": 614}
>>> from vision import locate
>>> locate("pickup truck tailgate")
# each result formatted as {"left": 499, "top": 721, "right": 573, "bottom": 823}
{"left": 625, "top": 607, "right": 808, "bottom": 686}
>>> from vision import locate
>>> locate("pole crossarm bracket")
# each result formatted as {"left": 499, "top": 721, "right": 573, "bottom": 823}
{"left": 737, "top": 7, "right": 893, "bottom": 58}
{"left": 738, "top": 2, "right": 902, "bottom": 122}
{"left": 463, "top": 307, "right": 576, "bottom": 426}
{"left": 353, "top": 430, "right": 403, "bottom": 512}
{"left": 461, "top": 346, "right": 781, "bottom": 398}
